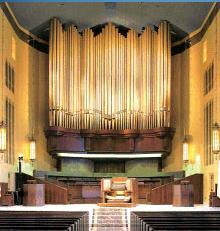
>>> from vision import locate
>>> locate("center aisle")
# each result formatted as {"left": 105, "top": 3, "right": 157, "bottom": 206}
{"left": 91, "top": 207, "right": 128, "bottom": 231}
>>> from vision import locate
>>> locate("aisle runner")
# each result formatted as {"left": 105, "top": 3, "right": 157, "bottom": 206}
{"left": 91, "top": 207, "right": 128, "bottom": 231}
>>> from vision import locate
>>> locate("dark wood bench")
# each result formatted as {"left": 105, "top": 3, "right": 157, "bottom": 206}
{"left": 0, "top": 211, "right": 89, "bottom": 231}
{"left": 131, "top": 211, "right": 220, "bottom": 231}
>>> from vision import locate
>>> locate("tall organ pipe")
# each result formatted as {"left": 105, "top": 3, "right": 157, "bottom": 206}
{"left": 49, "top": 19, "right": 171, "bottom": 130}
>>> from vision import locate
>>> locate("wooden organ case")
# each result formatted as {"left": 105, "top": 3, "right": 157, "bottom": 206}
{"left": 46, "top": 19, "right": 174, "bottom": 165}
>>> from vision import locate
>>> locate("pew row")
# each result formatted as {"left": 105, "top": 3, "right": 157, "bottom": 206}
{"left": 0, "top": 211, "right": 89, "bottom": 231}
{"left": 131, "top": 211, "right": 220, "bottom": 231}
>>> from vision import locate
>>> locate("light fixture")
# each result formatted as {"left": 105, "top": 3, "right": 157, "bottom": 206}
{"left": 183, "top": 136, "right": 189, "bottom": 163}
{"left": 29, "top": 138, "right": 36, "bottom": 161}
{"left": 0, "top": 121, "right": 6, "bottom": 152}
{"left": 212, "top": 123, "right": 220, "bottom": 154}
{"left": 57, "top": 152, "right": 162, "bottom": 159}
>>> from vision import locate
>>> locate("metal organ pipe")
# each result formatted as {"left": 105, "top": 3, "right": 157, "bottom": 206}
{"left": 49, "top": 19, "right": 171, "bottom": 130}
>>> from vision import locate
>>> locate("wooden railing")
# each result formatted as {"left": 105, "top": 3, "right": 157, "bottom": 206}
{"left": 38, "top": 179, "right": 68, "bottom": 204}
{"left": 151, "top": 174, "right": 203, "bottom": 204}
{"left": 15, "top": 173, "right": 68, "bottom": 204}
{"left": 48, "top": 174, "right": 176, "bottom": 204}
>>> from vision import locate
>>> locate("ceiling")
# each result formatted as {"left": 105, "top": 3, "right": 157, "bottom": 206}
{"left": 9, "top": 2, "right": 213, "bottom": 42}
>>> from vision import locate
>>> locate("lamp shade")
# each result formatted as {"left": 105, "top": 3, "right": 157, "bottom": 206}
{"left": 212, "top": 125, "right": 220, "bottom": 153}
{"left": 30, "top": 140, "right": 36, "bottom": 160}
{"left": 0, "top": 123, "right": 6, "bottom": 152}
{"left": 183, "top": 141, "right": 189, "bottom": 162}
{"left": 18, "top": 153, "right": 23, "bottom": 161}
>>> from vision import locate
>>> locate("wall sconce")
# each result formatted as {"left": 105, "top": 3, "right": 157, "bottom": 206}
{"left": 0, "top": 121, "right": 6, "bottom": 152}
{"left": 29, "top": 138, "right": 36, "bottom": 161}
{"left": 183, "top": 136, "right": 189, "bottom": 163}
{"left": 212, "top": 123, "right": 220, "bottom": 155}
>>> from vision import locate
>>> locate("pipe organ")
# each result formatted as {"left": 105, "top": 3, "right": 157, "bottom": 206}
{"left": 49, "top": 18, "right": 171, "bottom": 130}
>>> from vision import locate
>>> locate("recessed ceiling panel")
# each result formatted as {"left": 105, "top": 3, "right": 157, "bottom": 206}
{"left": 8, "top": 2, "right": 213, "bottom": 41}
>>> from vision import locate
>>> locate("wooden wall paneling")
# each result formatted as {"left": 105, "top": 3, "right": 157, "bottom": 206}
{"left": 46, "top": 127, "right": 175, "bottom": 155}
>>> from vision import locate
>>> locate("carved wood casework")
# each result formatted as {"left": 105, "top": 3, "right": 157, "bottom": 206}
{"left": 45, "top": 126, "right": 175, "bottom": 156}
{"left": 46, "top": 18, "right": 174, "bottom": 157}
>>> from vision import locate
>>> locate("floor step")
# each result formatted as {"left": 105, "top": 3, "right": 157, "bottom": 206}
{"left": 92, "top": 224, "right": 127, "bottom": 227}
{"left": 91, "top": 228, "right": 127, "bottom": 231}
{"left": 93, "top": 215, "right": 124, "bottom": 218}
{"left": 94, "top": 219, "right": 127, "bottom": 223}
{"left": 91, "top": 207, "right": 128, "bottom": 231}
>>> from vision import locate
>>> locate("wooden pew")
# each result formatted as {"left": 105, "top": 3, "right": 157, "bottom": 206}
{"left": 131, "top": 211, "right": 220, "bottom": 231}
{"left": 0, "top": 211, "right": 89, "bottom": 231}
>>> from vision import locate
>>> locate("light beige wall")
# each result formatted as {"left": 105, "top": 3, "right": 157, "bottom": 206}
{"left": 165, "top": 10, "right": 220, "bottom": 203}
{"left": 0, "top": 8, "right": 55, "bottom": 184}
{"left": 202, "top": 9, "right": 220, "bottom": 203}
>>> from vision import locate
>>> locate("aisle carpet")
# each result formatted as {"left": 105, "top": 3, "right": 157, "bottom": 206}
{"left": 91, "top": 207, "right": 128, "bottom": 231}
